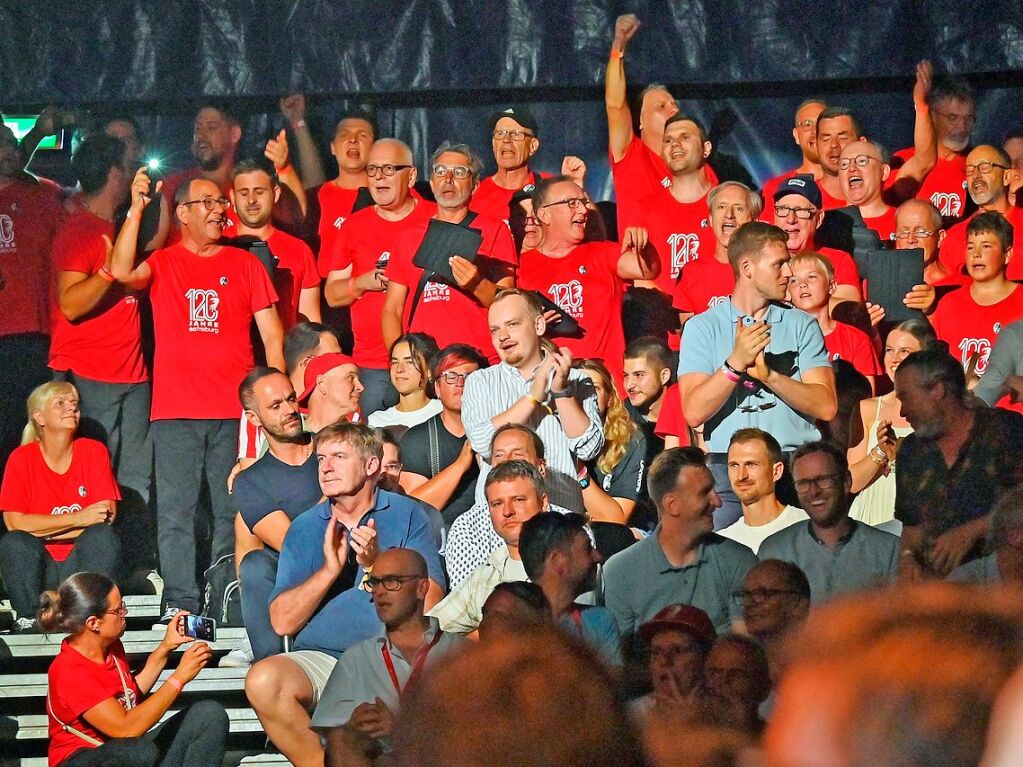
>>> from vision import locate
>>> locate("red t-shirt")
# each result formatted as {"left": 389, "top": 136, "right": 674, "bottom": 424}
{"left": 48, "top": 210, "right": 147, "bottom": 383}
{"left": 146, "top": 243, "right": 278, "bottom": 420}
{"left": 0, "top": 438, "right": 120, "bottom": 562}
{"left": 48, "top": 639, "right": 143, "bottom": 766}
{"left": 938, "top": 208, "right": 1023, "bottom": 280}
{"left": 893, "top": 149, "right": 968, "bottom": 219}
{"left": 471, "top": 171, "right": 549, "bottom": 223}
{"left": 672, "top": 254, "right": 733, "bottom": 315}
{"left": 653, "top": 384, "right": 691, "bottom": 446}
{"left": 321, "top": 201, "right": 436, "bottom": 368}
{"left": 931, "top": 284, "right": 1023, "bottom": 411}
{"left": 824, "top": 321, "right": 883, "bottom": 378}
{"left": 315, "top": 182, "right": 362, "bottom": 267}
{"left": 386, "top": 212, "right": 517, "bottom": 364}
{"left": 267, "top": 229, "right": 319, "bottom": 331}
{"left": 635, "top": 189, "right": 716, "bottom": 295}
{"left": 813, "top": 246, "right": 862, "bottom": 290}
{"left": 0, "top": 179, "right": 65, "bottom": 336}
{"left": 862, "top": 206, "right": 898, "bottom": 244}
{"left": 518, "top": 241, "right": 627, "bottom": 386}
{"left": 819, "top": 182, "right": 846, "bottom": 211}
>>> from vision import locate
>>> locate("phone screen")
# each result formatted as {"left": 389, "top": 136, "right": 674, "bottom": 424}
{"left": 182, "top": 614, "right": 217, "bottom": 642}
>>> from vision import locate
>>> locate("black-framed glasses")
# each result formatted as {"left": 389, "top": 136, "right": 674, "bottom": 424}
{"left": 542, "top": 197, "right": 590, "bottom": 210}
{"left": 493, "top": 129, "right": 534, "bottom": 141}
{"left": 894, "top": 228, "right": 936, "bottom": 240}
{"left": 734, "top": 588, "right": 800, "bottom": 604}
{"left": 105, "top": 602, "right": 129, "bottom": 617}
{"left": 838, "top": 155, "right": 880, "bottom": 171}
{"left": 793, "top": 474, "right": 842, "bottom": 493}
{"left": 366, "top": 574, "right": 424, "bottom": 591}
{"left": 366, "top": 163, "right": 412, "bottom": 177}
{"left": 179, "top": 196, "right": 230, "bottom": 211}
{"left": 438, "top": 371, "right": 471, "bottom": 385}
{"left": 774, "top": 204, "right": 817, "bottom": 220}
{"left": 965, "top": 161, "right": 1008, "bottom": 176}
{"left": 432, "top": 164, "right": 472, "bottom": 179}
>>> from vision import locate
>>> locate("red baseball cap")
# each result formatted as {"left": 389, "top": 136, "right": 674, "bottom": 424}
{"left": 637, "top": 604, "right": 717, "bottom": 647}
{"left": 298, "top": 353, "right": 357, "bottom": 406}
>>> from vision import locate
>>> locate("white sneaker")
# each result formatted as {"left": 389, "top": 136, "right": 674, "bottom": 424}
{"left": 152, "top": 606, "right": 182, "bottom": 632}
{"left": 220, "top": 633, "right": 254, "bottom": 668}
{"left": 146, "top": 570, "right": 165, "bottom": 598}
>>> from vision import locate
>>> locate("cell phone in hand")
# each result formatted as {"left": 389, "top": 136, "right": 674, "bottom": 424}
{"left": 182, "top": 614, "right": 217, "bottom": 642}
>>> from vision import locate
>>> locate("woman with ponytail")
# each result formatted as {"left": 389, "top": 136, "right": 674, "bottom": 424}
{"left": 41, "top": 572, "right": 227, "bottom": 767}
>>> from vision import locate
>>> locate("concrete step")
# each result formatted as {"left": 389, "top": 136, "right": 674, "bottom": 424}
{"left": 0, "top": 666, "right": 248, "bottom": 700}
{"left": 8, "top": 705, "right": 262, "bottom": 741}
{"left": 0, "top": 627, "right": 246, "bottom": 658}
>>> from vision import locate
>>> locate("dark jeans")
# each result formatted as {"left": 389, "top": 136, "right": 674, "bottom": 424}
{"left": 357, "top": 367, "right": 398, "bottom": 419}
{"left": 53, "top": 371, "right": 155, "bottom": 574}
{"left": 239, "top": 548, "right": 283, "bottom": 660}
{"left": 0, "top": 333, "right": 50, "bottom": 476}
{"left": 0, "top": 525, "right": 119, "bottom": 617}
{"left": 59, "top": 699, "right": 228, "bottom": 767}
{"left": 152, "top": 419, "right": 236, "bottom": 613}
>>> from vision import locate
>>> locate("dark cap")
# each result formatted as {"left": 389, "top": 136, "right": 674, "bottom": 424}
{"left": 637, "top": 604, "right": 717, "bottom": 647}
{"left": 773, "top": 174, "right": 822, "bottom": 209}
{"left": 489, "top": 107, "right": 539, "bottom": 138}
{"left": 298, "top": 352, "right": 357, "bottom": 406}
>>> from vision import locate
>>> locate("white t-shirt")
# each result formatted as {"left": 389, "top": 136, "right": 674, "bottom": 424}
{"left": 718, "top": 505, "right": 808, "bottom": 554}
{"left": 367, "top": 399, "right": 442, "bottom": 429}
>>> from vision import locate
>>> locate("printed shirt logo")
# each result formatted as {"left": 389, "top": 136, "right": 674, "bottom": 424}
{"left": 960, "top": 337, "right": 992, "bottom": 375}
{"left": 548, "top": 279, "right": 584, "bottom": 318}
{"left": 0, "top": 213, "right": 15, "bottom": 252}
{"left": 333, "top": 216, "right": 346, "bottom": 230}
{"left": 51, "top": 503, "right": 82, "bottom": 516}
{"left": 707, "top": 295, "right": 728, "bottom": 309}
{"left": 422, "top": 281, "right": 450, "bottom": 303}
{"left": 186, "top": 288, "right": 221, "bottom": 333}
{"left": 930, "top": 191, "right": 962, "bottom": 218}
{"left": 660, "top": 175, "right": 671, "bottom": 189}
{"left": 667, "top": 232, "right": 700, "bottom": 279}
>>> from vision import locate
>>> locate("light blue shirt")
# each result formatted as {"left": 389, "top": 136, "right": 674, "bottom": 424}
{"left": 678, "top": 299, "right": 831, "bottom": 452}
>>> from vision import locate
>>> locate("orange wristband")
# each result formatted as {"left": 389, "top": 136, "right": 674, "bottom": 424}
{"left": 611, "top": 48, "right": 624, "bottom": 60}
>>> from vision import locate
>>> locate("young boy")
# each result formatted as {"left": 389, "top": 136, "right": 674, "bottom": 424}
{"left": 930, "top": 211, "right": 1023, "bottom": 412}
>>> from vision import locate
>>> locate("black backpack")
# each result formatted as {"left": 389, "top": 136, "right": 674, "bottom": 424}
{"left": 202, "top": 554, "right": 244, "bottom": 627}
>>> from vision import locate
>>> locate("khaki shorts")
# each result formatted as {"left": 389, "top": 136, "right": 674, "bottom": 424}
{"left": 286, "top": 650, "right": 338, "bottom": 709}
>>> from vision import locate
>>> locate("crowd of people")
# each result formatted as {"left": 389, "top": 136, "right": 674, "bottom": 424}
{"left": 6, "top": 11, "right": 1023, "bottom": 767}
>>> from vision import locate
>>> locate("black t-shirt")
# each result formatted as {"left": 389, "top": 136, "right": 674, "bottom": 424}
{"left": 626, "top": 402, "right": 665, "bottom": 470}
{"left": 233, "top": 451, "right": 323, "bottom": 549}
{"left": 590, "top": 431, "right": 658, "bottom": 532}
{"left": 401, "top": 414, "right": 479, "bottom": 526}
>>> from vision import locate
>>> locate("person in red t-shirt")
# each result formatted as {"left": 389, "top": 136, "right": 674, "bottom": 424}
{"left": 787, "top": 254, "right": 882, "bottom": 389}
{"left": 518, "top": 177, "right": 659, "bottom": 390}
{"left": 41, "top": 572, "right": 225, "bottom": 767}
{"left": 323, "top": 139, "right": 436, "bottom": 416}
{"left": 472, "top": 107, "right": 550, "bottom": 223}
{"left": 939, "top": 145, "right": 1023, "bottom": 280}
{"left": 760, "top": 99, "right": 827, "bottom": 221}
{"left": 674, "top": 181, "right": 759, "bottom": 330}
{"left": 110, "top": 172, "right": 284, "bottom": 622}
{"left": 814, "top": 108, "right": 862, "bottom": 209}
{"left": 231, "top": 159, "right": 321, "bottom": 330}
{"left": 931, "top": 212, "right": 1023, "bottom": 412}
{"left": 894, "top": 199, "right": 966, "bottom": 289}
{"left": 0, "top": 382, "right": 120, "bottom": 631}
{"left": 838, "top": 140, "right": 901, "bottom": 243}
{"left": 382, "top": 143, "right": 516, "bottom": 363}
{"left": 311, "top": 111, "right": 374, "bottom": 263}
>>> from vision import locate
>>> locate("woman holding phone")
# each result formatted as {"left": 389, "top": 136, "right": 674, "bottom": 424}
{"left": 41, "top": 572, "right": 228, "bottom": 767}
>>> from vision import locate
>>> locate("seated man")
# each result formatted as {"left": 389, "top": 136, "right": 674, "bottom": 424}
{"left": 949, "top": 485, "right": 1023, "bottom": 584}
{"left": 718, "top": 429, "right": 808, "bottom": 554}
{"left": 703, "top": 634, "right": 772, "bottom": 736}
{"left": 299, "top": 352, "right": 364, "bottom": 433}
{"left": 478, "top": 581, "right": 552, "bottom": 642}
{"left": 759, "top": 441, "right": 899, "bottom": 603}
{"left": 429, "top": 460, "right": 547, "bottom": 635}
{"left": 244, "top": 422, "right": 445, "bottom": 767}
{"left": 739, "top": 559, "right": 811, "bottom": 684}
{"left": 310, "top": 548, "right": 464, "bottom": 767}
{"left": 518, "top": 512, "right": 621, "bottom": 666}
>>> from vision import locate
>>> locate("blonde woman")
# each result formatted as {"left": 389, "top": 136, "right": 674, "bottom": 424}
{"left": 574, "top": 359, "right": 647, "bottom": 524}
{"left": 0, "top": 382, "right": 120, "bottom": 632}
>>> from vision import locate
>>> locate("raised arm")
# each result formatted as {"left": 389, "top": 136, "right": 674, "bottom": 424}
{"left": 605, "top": 14, "right": 642, "bottom": 163}
{"left": 108, "top": 167, "right": 156, "bottom": 289}
{"left": 280, "top": 93, "right": 326, "bottom": 189}
{"left": 265, "top": 129, "right": 308, "bottom": 216}
{"left": 892, "top": 61, "right": 937, "bottom": 191}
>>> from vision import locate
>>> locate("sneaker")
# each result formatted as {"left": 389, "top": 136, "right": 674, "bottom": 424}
{"left": 13, "top": 617, "right": 38, "bottom": 634}
{"left": 152, "top": 607, "right": 182, "bottom": 632}
{"left": 220, "top": 634, "right": 254, "bottom": 668}
{"left": 146, "top": 570, "right": 165, "bottom": 599}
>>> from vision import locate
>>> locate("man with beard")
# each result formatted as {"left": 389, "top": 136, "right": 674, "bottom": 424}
{"left": 623, "top": 336, "right": 674, "bottom": 458}
{"left": 110, "top": 172, "right": 284, "bottom": 624}
{"left": 231, "top": 159, "right": 321, "bottom": 330}
{"left": 760, "top": 100, "right": 827, "bottom": 221}
{"left": 381, "top": 143, "right": 516, "bottom": 363}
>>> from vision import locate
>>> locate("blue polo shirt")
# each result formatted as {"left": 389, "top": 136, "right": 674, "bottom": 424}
{"left": 271, "top": 489, "right": 446, "bottom": 657}
{"left": 678, "top": 299, "right": 831, "bottom": 452}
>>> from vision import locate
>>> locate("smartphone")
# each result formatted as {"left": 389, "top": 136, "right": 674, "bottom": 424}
{"left": 182, "top": 614, "right": 217, "bottom": 642}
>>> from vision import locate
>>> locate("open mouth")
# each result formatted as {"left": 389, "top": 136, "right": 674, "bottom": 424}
{"left": 847, "top": 173, "right": 864, "bottom": 190}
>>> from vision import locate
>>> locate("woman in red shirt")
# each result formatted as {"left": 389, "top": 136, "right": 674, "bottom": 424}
{"left": 41, "top": 571, "right": 226, "bottom": 767}
{"left": 0, "top": 382, "right": 120, "bottom": 632}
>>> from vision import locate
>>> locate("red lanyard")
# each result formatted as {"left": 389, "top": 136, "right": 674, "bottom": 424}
{"left": 380, "top": 631, "right": 443, "bottom": 697}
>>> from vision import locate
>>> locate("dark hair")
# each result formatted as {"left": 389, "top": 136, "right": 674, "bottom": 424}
{"left": 530, "top": 174, "right": 574, "bottom": 213}
{"left": 747, "top": 559, "right": 812, "bottom": 601}
{"left": 284, "top": 322, "right": 338, "bottom": 374}
{"left": 928, "top": 78, "right": 976, "bottom": 111}
{"left": 896, "top": 345, "right": 966, "bottom": 403}
{"left": 485, "top": 459, "right": 546, "bottom": 500}
{"left": 312, "top": 421, "right": 384, "bottom": 461}
{"left": 174, "top": 178, "right": 199, "bottom": 207}
{"left": 966, "top": 210, "right": 1014, "bottom": 253}
{"left": 333, "top": 109, "right": 377, "bottom": 140}
{"left": 727, "top": 221, "right": 789, "bottom": 277}
{"left": 374, "top": 425, "right": 402, "bottom": 452}
{"left": 101, "top": 113, "right": 146, "bottom": 146}
{"left": 990, "top": 485, "right": 1023, "bottom": 549}
{"left": 791, "top": 440, "right": 849, "bottom": 478}
{"left": 196, "top": 100, "right": 241, "bottom": 127}
{"left": 38, "top": 572, "right": 116, "bottom": 634}
{"left": 231, "top": 157, "right": 278, "bottom": 187}
{"left": 519, "top": 512, "right": 589, "bottom": 581}
{"left": 490, "top": 423, "right": 545, "bottom": 461}
{"left": 890, "top": 317, "right": 938, "bottom": 348}
{"left": 486, "top": 580, "right": 552, "bottom": 618}
{"left": 729, "top": 428, "right": 783, "bottom": 465}
{"left": 390, "top": 333, "right": 440, "bottom": 388}
{"left": 72, "top": 135, "right": 127, "bottom": 194}
{"left": 427, "top": 343, "right": 488, "bottom": 398}
{"left": 624, "top": 336, "right": 673, "bottom": 373}
{"left": 647, "top": 447, "right": 708, "bottom": 511}
{"left": 816, "top": 106, "right": 862, "bottom": 138}
{"left": 664, "top": 113, "right": 709, "bottom": 144}
{"left": 238, "top": 365, "right": 283, "bottom": 411}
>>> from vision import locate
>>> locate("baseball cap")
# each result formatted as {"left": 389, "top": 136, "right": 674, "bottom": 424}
{"left": 298, "top": 352, "right": 357, "bottom": 406}
{"left": 489, "top": 107, "right": 539, "bottom": 138}
{"left": 773, "top": 174, "right": 822, "bottom": 210}
{"left": 637, "top": 604, "right": 717, "bottom": 647}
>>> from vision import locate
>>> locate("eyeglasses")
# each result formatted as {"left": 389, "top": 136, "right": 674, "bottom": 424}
{"left": 438, "top": 371, "right": 471, "bottom": 385}
{"left": 894, "top": 228, "right": 936, "bottom": 240}
{"left": 492, "top": 129, "right": 534, "bottom": 141}
{"left": 965, "top": 161, "right": 1008, "bottom": 176}
{"left": 838, "top": 155, "right": 880, "bottom": 171}
{"left": 366, "top": 574, "right": 424, "bottom": 591}
{"left": 432, "top": 164, "right": 472, "bottom": 179}
{"left": 775, "top": 205, "right": 817, "bottom": 220}
{"left": 381, "top": 461, "right": 403, "bottom": 474}
{"left": 366, "top": 163, "right": 413, "bottom": 177}
{"left": 734, "top": 588, "right": 801, "bottom": 604}
{"left": 524, "top": 216, "right": 539, "bottom": 226}
{"left": 105, "top": 602, "right": 129, "bottom": 617}
{"left": 794, "top": 119, "right": 816, "bottom": 130}
{"left": 934, "top": 110, "right": 976, "bottom": 126}
{"left": 179, "top": 196, "right": 230, "bottom": 211}
{"left": 650, "top": 644, "right": 703, "bottom": 662}
{"left": 793, "top": 473, "right": 842, "bottom": 493}
{"left": 542, "top": 197, "right": 590, "bottom": 210}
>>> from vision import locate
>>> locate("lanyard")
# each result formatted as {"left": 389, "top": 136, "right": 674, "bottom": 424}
{"left": 380, "top": 631, "right": 443, "bottom": 697}
{"left": 569, "top": 605, "right": 583, "bottom": 634}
